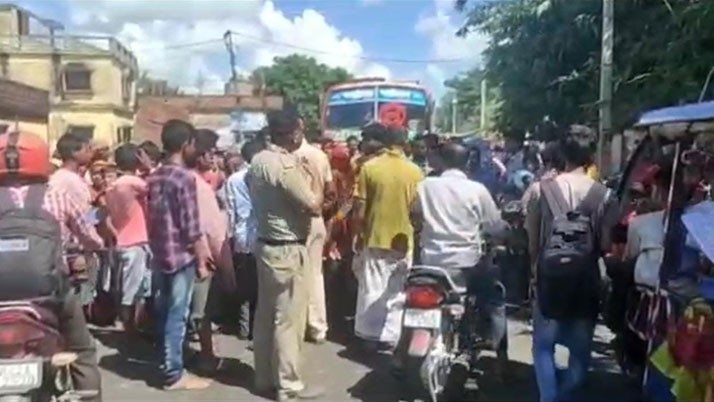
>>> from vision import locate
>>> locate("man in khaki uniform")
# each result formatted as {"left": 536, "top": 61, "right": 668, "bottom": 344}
{"left": 248, "top": 108, "right": 324, "bottom": 402}
{"left": 293, "top": 128, "right": 334, "bottom": 343}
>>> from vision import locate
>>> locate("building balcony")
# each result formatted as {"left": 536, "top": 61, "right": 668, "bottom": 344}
{"left": 0, "top": 34, "right": 138, "bottom": 72}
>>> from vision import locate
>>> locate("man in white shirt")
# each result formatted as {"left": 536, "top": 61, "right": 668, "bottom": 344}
{"left": 410, "top": 143, "right": 509, "bottom": 375}
{"left": 224, "top": 139, "right": 265, "bottom": 340}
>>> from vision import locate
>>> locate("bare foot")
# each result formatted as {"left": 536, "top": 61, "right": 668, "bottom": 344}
{"left": 163, "top": 373, "right": 211, "bottom": 391}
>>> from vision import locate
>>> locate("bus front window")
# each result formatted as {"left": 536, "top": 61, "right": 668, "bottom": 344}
{"left": 326, "top": 102, "right": 374, "bottom": 130}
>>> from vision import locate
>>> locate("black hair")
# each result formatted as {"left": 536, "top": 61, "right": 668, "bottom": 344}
{"left": 139, "top": 140, "right": 162, "bottom": 163}
{"left": 411, "top": 134, "right": 425, "bottom": 144}
{"left": 114, "top": 143, "right": 141, "bottom": 172}
{"left": 55, "top": 132, "right": 87, "bottom": 162}
{"left": 241, "top": 139, "right": 267, "bottom": 164}
{"left": 346, "top": 135, "right": 359, "bottom": 143}
{"left": 161, "top": 119, "right": 195, "bottom": 154}
{"left": 559, "top": 125, "right": 595, "bottom": 168}
{"left": 424, "top": 133, "right": 440, "bottom": 148}
{"left": 541, "top": 142, "right": 565, "bottom": 171}
{"left": 194, "top": 129, "right": 219, "bottom": 154}
{"left": 267, "top": 107, "right": 300, "bottom": 137}
{"left": 361, "top": 122, "right": 387, "bottom": 142}
{"left": 439, "top": 143, "right": 470, "bottom": 170}
{"left": 382, "top": 126, "right": 408, "bottom": 147}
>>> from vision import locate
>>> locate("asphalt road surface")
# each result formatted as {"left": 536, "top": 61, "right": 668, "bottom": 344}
{"left": 94, "top": 319, "right": 640, "bottom": 402}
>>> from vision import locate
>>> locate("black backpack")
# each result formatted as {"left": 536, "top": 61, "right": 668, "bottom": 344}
{"left": 536, "top": 179, "right": 607, "bottom": 320}
{"left": 0, "top": 185, "right": 68, "bottom": 301}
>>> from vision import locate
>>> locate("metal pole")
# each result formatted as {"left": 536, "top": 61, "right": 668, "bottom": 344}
{"left": 451, "top": 95, "right": 458, "bottom": 134}
{"left": 597, "top": 0, "right": 614, "bottom": 172}
{"left": 480, "top": 79, "right": 487, "bottom": 130}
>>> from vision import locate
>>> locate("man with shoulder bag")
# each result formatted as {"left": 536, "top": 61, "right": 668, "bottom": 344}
{"left": 524, "top": 127, "right": 611, "bottom": 402}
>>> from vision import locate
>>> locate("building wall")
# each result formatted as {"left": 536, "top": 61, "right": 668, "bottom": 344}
{"left": 191, "top": 113, "right": 231, "bottom": 130}
{"left": 49, "top": 110, "right": 133, "bottom": 147}
{"left": 0, "top": 118, "right": 48, "bottom": 138}
{"left": 5, "top": 54, "right": 133, "bottom": 107}
{"left": 3, "top": 51, "right": 135, "bottom": 148}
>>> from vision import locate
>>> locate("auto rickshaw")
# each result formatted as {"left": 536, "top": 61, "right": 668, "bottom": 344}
{"left": 611, "top": 100, "right": 714, "bottom": 401}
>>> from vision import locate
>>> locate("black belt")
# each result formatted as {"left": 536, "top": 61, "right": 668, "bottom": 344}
{"left": 259, "top": 238, "right": 306, "bottom": 246}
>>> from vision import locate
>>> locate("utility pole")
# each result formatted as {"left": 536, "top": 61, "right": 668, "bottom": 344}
{"left": 480, "top": 79, "right": 487, "bottom": 130}
{"left": 451, "top": 94, "right": 458, "bottom": 134}
{"left": 597, "top": 0, "right": 614, "bottom": 172}
{"left": 223, "top": 30, "right": 237, "bottom": 83}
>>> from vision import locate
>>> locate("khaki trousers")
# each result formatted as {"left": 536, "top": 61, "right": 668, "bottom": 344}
{"left": 306, "top": 217, "right": 328, "bottom": 340}
{"left": 253, "top": 242, "right": 308, "bottom": 395}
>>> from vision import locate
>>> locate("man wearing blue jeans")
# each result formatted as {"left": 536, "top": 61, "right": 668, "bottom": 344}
{"left": 524, "top": 127, "right": 610, "bottom": 402}
{"left": 147, "top": 120, "right": 211, "bottom": 390}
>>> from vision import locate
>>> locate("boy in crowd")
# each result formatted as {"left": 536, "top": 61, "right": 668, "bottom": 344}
{"left": 147, "top": 120, "right": 210, "bottom": 390}
{"left": 105, "top": 143, "right": 151, "bottom": 337}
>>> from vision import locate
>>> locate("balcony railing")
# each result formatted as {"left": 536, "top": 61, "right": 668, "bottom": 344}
{"left": 0, "top": 34, "right": 138, "bottom": 72}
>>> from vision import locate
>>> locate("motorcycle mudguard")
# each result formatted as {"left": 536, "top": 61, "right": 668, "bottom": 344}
{"left": 407, "top": 329, "right": 432, "bottom": 357}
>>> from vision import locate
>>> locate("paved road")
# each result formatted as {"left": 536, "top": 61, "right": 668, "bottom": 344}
{"left": 95, "top": 320, "right": 639, "bottom": 402}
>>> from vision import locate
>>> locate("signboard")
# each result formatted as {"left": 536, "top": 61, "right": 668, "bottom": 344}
{"left": 377, "top": 87, "right": 427, "bottom": 106}
{"left": 327, "top": 88, "right": 375, "bottom": 105}
{"left": 231, "top": 110, "right": 267, "bottom": 132}
{"left": 379, "top": 103, "right": 407, "bottom": 128}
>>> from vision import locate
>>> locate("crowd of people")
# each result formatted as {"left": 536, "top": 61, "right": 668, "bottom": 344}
{"left": 1, "top": 105, "right": 672, "bottom": 402}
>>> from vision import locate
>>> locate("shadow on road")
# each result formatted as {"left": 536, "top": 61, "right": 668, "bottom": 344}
{"left": 93, "top": 327, "right": 256, "bottom": 393}
{"left": 339, "top": 345, "right": 640, "bottom": 402}
{"left": 93, "top": 328, "right": 164, "bottom": 388}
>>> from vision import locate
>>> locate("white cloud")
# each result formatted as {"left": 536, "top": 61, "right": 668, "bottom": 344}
{"left": 63, "top": 0, "right": 390, "bottom": 94}
{"left": 414, "top": 0, "right": 489, "bottom": 98}
{"left": 414, "top": 1, "right": 488, "bottom": 62}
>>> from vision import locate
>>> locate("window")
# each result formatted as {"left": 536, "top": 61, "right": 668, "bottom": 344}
{"left": 66, "top": 126, "right": 94, "bottom": 141}
{"left": 122, "top": 77, "right": 131, "bottom": 103}
{"left": 63, "top": 63, "right": 92, "bottom": 92}
{"left": 116, "top": 126, "right": 132, "bottom": 144}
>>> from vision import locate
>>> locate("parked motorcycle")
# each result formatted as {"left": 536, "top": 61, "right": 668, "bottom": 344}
{"left": 0, "top": 300, "right": 94, "bottom": 402}
{"left": 398, "top": 265, "right": 472, "bottom": 402}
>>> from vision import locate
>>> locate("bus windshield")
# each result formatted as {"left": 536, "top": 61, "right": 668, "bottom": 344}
{"left": 323, "top": 85, "right": 431, "bottom": 135}
{"left": 325, "top": 102, "right": 374, "bottom": 130}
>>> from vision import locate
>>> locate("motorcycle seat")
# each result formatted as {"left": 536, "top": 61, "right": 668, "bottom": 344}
{"left": 408, "top": 265, "right": 468, "bottom": 294}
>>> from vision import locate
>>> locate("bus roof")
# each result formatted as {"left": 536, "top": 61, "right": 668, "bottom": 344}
{"left": 327, "top": 79, "right": 426, "bottom": 92}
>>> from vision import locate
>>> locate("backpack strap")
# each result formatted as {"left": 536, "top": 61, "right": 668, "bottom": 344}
{"left": 0, "top": 187, "right": 15, "bottom": 214}
{"left": 541, "top": 179, "right": 570, "bottom": 217}
{"left": 576, "top": 183, "right": 608, "bottom": 216}
{"left": 24, "top": 184, "right": 47, "bottom": 213}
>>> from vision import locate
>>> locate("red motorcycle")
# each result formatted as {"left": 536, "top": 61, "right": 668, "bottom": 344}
{"left": 0, "top": 300, "right": 94, "bottom": 402}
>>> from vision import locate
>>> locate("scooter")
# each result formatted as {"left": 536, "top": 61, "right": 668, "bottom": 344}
{"left": 0, "top": 300, "right": 96, "bottom": 402}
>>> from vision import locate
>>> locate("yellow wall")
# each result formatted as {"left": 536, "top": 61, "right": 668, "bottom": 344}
{"left": 4, "top": 55, "right": 135, "bottom": 148}
{"left": 6, "top": 54, "right": 134, "bottom": 107}
{"left": 0, "top": 118, "right": 48, "bottom": 139}
{"left": 49, "top": 110, "right": 133, "bottom": 146}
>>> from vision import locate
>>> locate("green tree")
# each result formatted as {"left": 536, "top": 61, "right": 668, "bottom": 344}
{"left": 456, "top": 0, "right": 714, "bottom": 140}
{"left": 437, "top": 67, "right": 501, "bottom": 133}
{"left": 252, "top": 55, "right": 353, "bottom": 136}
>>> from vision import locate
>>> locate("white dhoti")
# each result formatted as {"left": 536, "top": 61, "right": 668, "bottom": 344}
{"left": 353, "top": 247, "right": 410, "bottom": 345}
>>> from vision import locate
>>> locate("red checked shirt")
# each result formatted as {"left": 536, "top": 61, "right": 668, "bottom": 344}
{"left": 147, "top": 163, "right": 202, "bottom": 273}
{"left": 7, "top": 185, "right": 103, "bottom": 250}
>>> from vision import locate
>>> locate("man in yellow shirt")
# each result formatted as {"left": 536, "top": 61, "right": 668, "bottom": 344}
{"left": 352, "top": 123, "right": 424, "bottom": 347}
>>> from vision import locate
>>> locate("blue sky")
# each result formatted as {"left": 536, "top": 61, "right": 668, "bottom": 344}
{"left": 14, "top": 0, "right": 487, "bottom": 98}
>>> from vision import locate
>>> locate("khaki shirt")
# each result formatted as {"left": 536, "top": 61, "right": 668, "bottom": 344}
{"left": 248, "top": 147, "right": 317, "bottom": 242}
{"left": 293, "top": 139, "right": 332, "bottom": 196}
